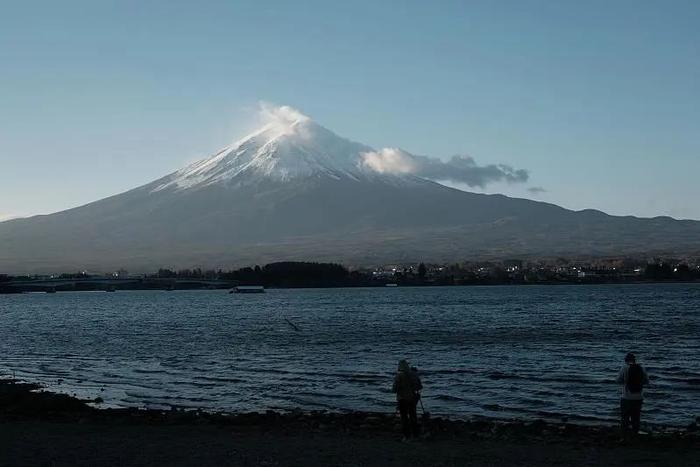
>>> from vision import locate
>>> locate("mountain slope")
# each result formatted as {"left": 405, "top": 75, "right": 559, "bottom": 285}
{"left": 2, "top": 109, "right": 700, "bottom": 273}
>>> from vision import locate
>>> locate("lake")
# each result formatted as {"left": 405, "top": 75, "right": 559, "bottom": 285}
{"left": 1, "top": 284, "right": 699, "bottom": 426}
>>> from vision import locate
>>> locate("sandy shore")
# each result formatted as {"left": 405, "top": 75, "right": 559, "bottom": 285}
{"left": 1, "top": 379, "right": 698, "bottom": 466}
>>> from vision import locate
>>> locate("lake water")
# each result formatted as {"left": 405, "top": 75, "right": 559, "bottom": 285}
{"left": 1, "top": 284, "right": 699, "bottom": 426}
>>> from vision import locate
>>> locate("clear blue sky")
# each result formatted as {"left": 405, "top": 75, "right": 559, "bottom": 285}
{"left": 1, "top": 0, "right": 698, "bottom": 220}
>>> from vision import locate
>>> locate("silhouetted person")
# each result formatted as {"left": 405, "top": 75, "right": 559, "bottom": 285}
{"left": 616, "top": 352, "right": 649, "bottom": 434}
{"left": 392, "top": 359, "right": 422, "bottom": 440}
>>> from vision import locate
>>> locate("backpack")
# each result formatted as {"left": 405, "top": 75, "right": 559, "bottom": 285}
{"left": 626, "top": 364, "right": 644, "bottom": 393}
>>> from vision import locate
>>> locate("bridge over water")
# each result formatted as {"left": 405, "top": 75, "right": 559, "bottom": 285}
{"left": 0, "top": 277, "right": 237, "bottom": 293}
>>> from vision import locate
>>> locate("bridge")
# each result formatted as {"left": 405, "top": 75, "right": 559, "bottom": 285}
{"left": 0, "top": 277, "right": 237, "bottom": 293}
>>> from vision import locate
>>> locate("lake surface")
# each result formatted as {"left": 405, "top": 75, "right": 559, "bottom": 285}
{"left": 1, "top": 284, "right": 699, "bottom": 426}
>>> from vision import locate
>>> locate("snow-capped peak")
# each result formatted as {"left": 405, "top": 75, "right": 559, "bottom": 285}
{"left": 153, "top": 105, "right": 381, "bottom": 192}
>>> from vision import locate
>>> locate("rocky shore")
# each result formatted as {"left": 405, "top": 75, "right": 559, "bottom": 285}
{"left": 1, "top": 379, "right": 698, "bottom": 466}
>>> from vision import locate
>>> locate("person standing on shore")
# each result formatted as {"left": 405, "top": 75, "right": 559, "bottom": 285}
{"left": 392, "top": 359, "right": 423, "bottom": 440}
{"left": 616, "top": 352, "right": 650, "bottom": 435}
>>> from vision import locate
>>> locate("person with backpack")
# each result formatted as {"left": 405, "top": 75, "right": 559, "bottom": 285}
{"left": 616, "top": 352, "right": 650, "bottom": 434}
{"left": 392, "top": 359, "right": 423, "bottom": 440}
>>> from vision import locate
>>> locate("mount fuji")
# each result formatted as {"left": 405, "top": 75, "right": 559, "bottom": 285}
{"left": 2, "top": 107, "right": 700, "bottom": 273}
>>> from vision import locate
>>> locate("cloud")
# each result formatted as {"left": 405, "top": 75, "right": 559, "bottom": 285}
{"left": 360, "top": 148, "right": 419, "bottom": 174}
{"left": 255, "top": 102, "right": 312, "bottom": 140}
{"left": 527, "top": 186, "right": 547, "bottom": 195}
{"left": 258, "top": 102, "right": 310, "bottom": 126}
{"left": 360, "top": 148, "right": 529, "bottom": 187}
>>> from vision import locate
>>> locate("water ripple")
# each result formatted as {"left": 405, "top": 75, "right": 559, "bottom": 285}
{"left": 1, "top": 284, "right": 699, "bottom": 426}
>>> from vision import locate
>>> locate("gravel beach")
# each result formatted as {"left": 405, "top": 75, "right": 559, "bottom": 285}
{"left": 1, "top": 380, "right": 698, "bottom": 466}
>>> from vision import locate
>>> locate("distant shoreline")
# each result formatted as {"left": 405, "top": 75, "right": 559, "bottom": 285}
{"left": 4, "top": 259, "right": 700, "bottom": 294}
{"left": 2, "top": 278, "right": 700, "bottom": 294}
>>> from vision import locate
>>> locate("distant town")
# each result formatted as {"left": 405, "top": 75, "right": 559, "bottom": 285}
{"left": 2, "top": 257, "right": 700, "bottom": 293}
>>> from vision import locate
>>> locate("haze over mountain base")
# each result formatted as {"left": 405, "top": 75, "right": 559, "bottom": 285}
{"left": 2, "top": 107, "right": 699, "bottom": 273}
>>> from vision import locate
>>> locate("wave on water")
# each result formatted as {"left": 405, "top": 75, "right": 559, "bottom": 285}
{"left": 1, "top": 284, "right": 699, "bottom": 426}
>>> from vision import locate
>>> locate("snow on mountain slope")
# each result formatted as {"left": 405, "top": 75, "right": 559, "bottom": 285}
{"left": 153, "top": 106, "right": 384, "bottom": 192}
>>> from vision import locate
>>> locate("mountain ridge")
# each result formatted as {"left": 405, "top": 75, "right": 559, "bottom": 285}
{"left": 1, "top": 107, "right": 699, "bottom": 273}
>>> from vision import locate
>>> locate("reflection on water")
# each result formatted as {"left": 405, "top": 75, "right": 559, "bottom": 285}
{"left": 1, "top": 284, "right": 699, "bottom": 426}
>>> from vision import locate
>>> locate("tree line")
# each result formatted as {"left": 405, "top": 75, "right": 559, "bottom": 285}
{"left": 153, "top": 262, "right": 365, "bottom": 287}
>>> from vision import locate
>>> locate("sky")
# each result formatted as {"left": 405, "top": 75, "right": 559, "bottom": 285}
{"left": 1, "top": 0, "right": 698, "bottom": 221}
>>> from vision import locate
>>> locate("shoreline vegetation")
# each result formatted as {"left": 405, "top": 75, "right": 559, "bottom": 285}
{"left": 1, "top": 379, "right": 699, "bottom": 466}
{"left": 2, "top": 260, "right": 700, "bottom": 293}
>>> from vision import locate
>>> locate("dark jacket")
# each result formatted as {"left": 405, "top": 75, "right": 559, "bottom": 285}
{"left": 616, "top": 363, "right": 650, "bottom": 400}
{"left": 392, "top": 369, "right": 422, "bottom": 402}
